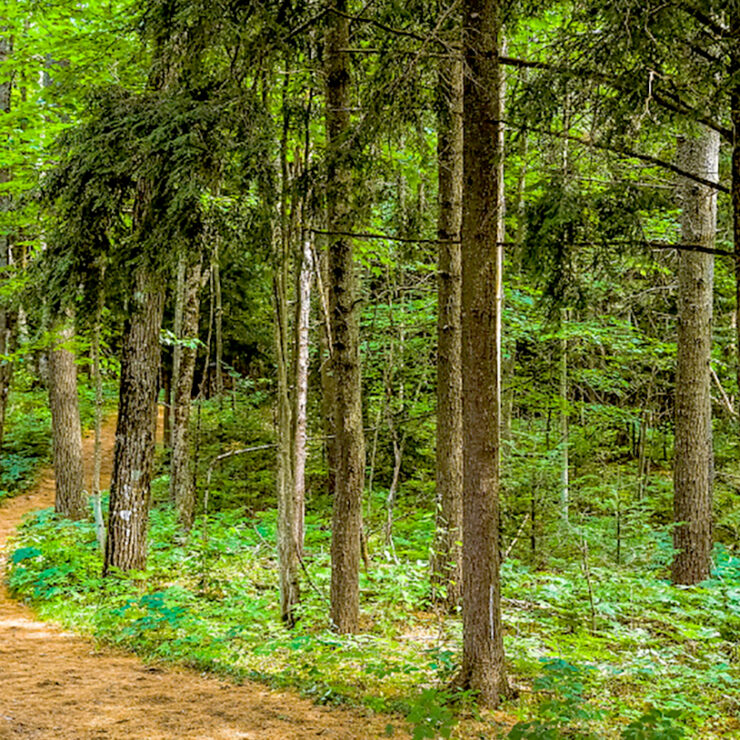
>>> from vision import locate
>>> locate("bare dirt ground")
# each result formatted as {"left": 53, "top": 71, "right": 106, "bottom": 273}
{"left": 0, "top": 413, "right": 408, "bottom": 739}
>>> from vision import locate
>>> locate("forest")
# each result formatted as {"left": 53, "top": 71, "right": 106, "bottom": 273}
{"left": 0, "top": 0, "right": 738, "bottom": 738}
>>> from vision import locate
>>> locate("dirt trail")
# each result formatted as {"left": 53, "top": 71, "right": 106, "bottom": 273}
{"left": 0, "top": 413, "right": 407, "bottom": 739}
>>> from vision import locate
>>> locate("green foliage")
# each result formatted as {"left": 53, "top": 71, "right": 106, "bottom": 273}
{"left": 406, "top": 689, "right": 460, "bottom": 740}
{"left": 509, "top": 660, "right": 603, "bottom": 739}
{"left": 621, "top": 708, "right": 686, "bottom": 740}
{"left": 7, "top": 485, "right": 740, "bottom": 738}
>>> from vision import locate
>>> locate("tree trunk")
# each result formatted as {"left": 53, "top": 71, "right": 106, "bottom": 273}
{"left": 104, "top": 263, "right": 165, "bottom": 574}
{"left": 274, "top": 207, "right": 297, "bottom": 626}
{"left": 326, "top": 2, "right": 365, "bottom": 634}
{"left": 560, "top": 308, "right": 569, "bottom": 524}
{"left": 91, "top": 268, "right": 106, "bottom": 551}
{"left": 213, "top": 245, "right": 223, "bottom": 397}
{"left": 432, "top": 50, "right": 464, "bottom": 612}
{"left": 457, "top": 0, "right": 508, "bottom": 706}
{"left": 0, "top": 36, "right": 14, "bottom": 458}
{"left": 292, "top": 235, "right": 312, "bottom": 559}
{"left": 49, "top": 317, "right": 86, "bottom": 520}
{"left": 730, "top": 10, "right": 740, "bottom": 406}
{"left": 672, "top": 129, "right": 719, "bottom": 585}
{"left": 170, "top": 253, "right": 202, "bottom": 530}
{"left": 169, "top": 253, "right": 186, "bottom": 448}
{"left": 502, "top": 89, "right": 528, "bottom": 444}
{"left": 317, "top": 235, "right": 337, "bottom": 497}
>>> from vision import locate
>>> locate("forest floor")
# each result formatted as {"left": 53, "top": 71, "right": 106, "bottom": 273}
{"left": 0, "top": 414, "right": 407, "bottom": 739}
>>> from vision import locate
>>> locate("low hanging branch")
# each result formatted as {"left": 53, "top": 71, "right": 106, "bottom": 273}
{"left": 311, "top": 227, "right": 737, "bottom": 259}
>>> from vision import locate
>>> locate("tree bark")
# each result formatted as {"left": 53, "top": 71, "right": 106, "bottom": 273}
{"left": 213, "top": 245, "right": 223, "bottom": 397}
{"left": 169, "top": 254, "right": 186, "bottom": 448}
{"left": 49, "top": 317, "right": 86, "bottom": 520}
{"left": 560, "top": 309, "right": 569, "bottom": 524}
{"left": 0, "top": 36, "right": 14, "bottom": 458}
{"left": 326, "top": 2, "right": 365, "bottom": 634}
{"left": 91, "top": 268, "right": 106, "bottom": 551}
{"left": 170, "top": 253, "right": 202, "bottom": 530}
{"left": 457, "top": 0, "right": 508, "bottom": 706}
{"left": 292, "top": 235, "right": 312, "bottom": 559}
{"left": 104, "top": 263, "right": 165, "bottom": 574}
{"left": 317, "top": 235, "right": 337, "bottom": 497}
{"left": 432, "top": 50, "right": 464, "bottom": 612}
{"left": 672, "top": 129, "right": 719, "bottom": 585}
{"left": 274, "top": 207, "right": 297, "bottom": 626}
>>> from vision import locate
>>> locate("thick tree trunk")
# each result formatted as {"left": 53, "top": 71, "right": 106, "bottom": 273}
{"left": 432, "top": 51, "right": 463, "bottom": 612}
{"left": 672, "top": 130, "right": 719, "bottom": 585}
{"left": 170, "top": 254, "right": 202, "bottom": 530}
{"left": 326, "top": 2, "right": 365, "bottom": 634}
{"left": 104, "top": 264, "right": 165, "bottom": 574}
{"left": 49, "top": 318, "right": 86, "bottom": 520}
{"left": 457, "top": 0, "right": 508, "bottom": 706}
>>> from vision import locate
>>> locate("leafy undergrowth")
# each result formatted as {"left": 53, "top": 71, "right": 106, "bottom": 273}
{"left": 6, "top": 499, "right": 740, "bottom": 739}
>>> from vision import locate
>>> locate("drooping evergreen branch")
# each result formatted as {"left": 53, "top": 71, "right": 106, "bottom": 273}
{"left": 499, "top": 56, "right": 733, "bottom": 141}
{"left": 511, "top": 122, "right": 730, "bottom": 194}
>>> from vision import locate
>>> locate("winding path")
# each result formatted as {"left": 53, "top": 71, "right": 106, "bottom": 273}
{"left": 0, "top": 414, "right": 405, "bottom": 739}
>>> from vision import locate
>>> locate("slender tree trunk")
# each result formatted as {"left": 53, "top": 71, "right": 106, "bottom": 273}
{"left": 170, "top": 254, "right": 202, "bottom": 530}
{"left": 162, "top": 364, "right": 172, "bottom": 448}
{"left": 292, "top": 235, "right": 312, "bottom": 559}
{"left": 730, "top": 10, "right": 740, "bottom": 403}
{"left": 432, "top": 50, "right": 463, "bottom": 611}
{"left": 169, "top": 254, "right": 186, "bottom": 448}
{"left": 104, "top": 263, "right": 165, "bottom": 574}
{"left": 326, "top": 2, "right": 365, "bottom": 633}
{"left": 502, "top": 81, "right": 528, "bottom": 444}
{"left": 274, "top": 209, "right": 298, "bottom": 626}
{"left": 49, "top": 316, "right": 86, "bottom": 520}
{"left": 91, "top": 267, "right": 106, "bottom": 551}
{"left": 317, "top": 235, "right": 337, "bottom": 496}
{"left": 560, "top": 308, "right": 569, "bottom": 524}
{"left": 672, "top": 129, "right": 719, "bottom": 585}
{"left": 456, "top": 0, "right": 508, "bottom": 706}
{"left": 213, "top": 245, "right": 223, "bottom": 397}
{"left": 0, "top": 36, "right": 14, "bottom": 458}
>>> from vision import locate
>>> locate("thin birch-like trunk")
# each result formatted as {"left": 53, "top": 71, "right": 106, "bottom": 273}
{"left": 292, "top": 235, "right": 312, "bottom": 559}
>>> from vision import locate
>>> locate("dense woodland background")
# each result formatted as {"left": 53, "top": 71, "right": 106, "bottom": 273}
{"left": 1, "top": 0, "right": 740, "bottom": 737}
